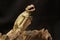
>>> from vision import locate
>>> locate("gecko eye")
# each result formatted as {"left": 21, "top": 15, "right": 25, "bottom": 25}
{"left": 47, "top": 36, "right": 52, "bottom": 40}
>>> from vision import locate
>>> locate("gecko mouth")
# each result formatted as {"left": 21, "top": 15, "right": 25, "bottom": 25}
{"left": 28, "top": 7, "right": 34, "bottom": 10}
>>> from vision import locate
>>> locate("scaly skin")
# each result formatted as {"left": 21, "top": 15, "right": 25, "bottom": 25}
{"left": 6, "top": 4, "right": 35, "bottom": 40}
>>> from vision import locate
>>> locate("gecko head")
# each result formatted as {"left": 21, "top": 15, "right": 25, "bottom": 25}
{"left": 25, "top": 4, "right": 35, "bottom": 13}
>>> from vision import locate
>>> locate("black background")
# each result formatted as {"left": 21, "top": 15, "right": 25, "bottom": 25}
{"left": 0, "top": 0, "right": 60, "bottom": 40}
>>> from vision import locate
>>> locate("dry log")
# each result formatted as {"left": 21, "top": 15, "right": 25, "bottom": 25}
{"left": 0, "top": 29, "right": 52, "bottom": 40}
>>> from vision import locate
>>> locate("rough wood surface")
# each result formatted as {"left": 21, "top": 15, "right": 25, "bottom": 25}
{"left": 0, "top": 29, "right": 52, "bottom": 40}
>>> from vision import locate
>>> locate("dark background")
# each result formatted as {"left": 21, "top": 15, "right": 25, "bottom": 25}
{"left": 0, "top": 0, "right": 59, "bottom": 40}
